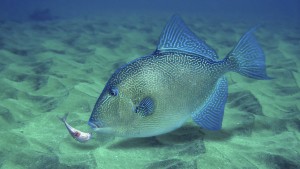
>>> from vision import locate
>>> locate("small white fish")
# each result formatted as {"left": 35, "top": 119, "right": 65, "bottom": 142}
{"left": 58, "top": 113, "right": 92, "bottom": 143}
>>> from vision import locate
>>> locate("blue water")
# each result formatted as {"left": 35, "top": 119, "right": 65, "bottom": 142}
{"left": 0, "top": 0, "right": 299, "bottom": 23}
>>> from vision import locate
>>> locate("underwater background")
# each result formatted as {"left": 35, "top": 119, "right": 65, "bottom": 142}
{"left": 0, "top": 0, "right": 299, "bottom": 168}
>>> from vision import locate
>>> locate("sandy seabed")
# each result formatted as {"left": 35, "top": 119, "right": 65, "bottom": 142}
{"left": 0, "top": 14, "right": 299, "bottom": 169}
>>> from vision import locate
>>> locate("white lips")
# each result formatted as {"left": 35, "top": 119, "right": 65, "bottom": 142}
{"left": 88, "top": 121, "right": 98, "bottom": 128}
{"left": 93, "top": 127, "right": 114, "bottom": 134}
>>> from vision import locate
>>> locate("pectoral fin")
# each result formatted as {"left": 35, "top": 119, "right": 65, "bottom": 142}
{"left": 134, "top": 97, "right": 155, "bottom": 117}
{"left": 192, "top": 76, "right": 228, "bottom": 130}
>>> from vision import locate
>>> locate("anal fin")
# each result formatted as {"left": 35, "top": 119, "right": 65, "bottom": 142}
{"left": 192, "top": 76, "right": 228, "bottom": 130}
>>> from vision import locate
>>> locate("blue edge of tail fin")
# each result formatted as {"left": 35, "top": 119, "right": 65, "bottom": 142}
{"left": 227, "top": 27, "right": 271, "bottom": 80}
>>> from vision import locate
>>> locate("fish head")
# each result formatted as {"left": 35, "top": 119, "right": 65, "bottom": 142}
{"left": 88, "top": 65, "right": 156, "bottom": 137}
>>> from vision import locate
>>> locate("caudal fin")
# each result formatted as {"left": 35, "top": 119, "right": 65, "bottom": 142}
{"left": 57, "top": 113, "right": 69, "bottom": 123}
{"left": 226, "top": 28, "right": 271, "bottom": 80}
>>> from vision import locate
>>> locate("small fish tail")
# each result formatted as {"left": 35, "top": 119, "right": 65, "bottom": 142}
{"left": 57, "top": 113, "right": 69, "bottom": 123}
{"left": 225, "top": 27, "right": 271, "bottom": 80}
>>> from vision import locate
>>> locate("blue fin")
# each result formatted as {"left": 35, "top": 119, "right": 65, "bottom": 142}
{"left": 157, "top": 15, "right": 218, "bottom": 60}
{"left": 135, "top": 97, "right": 155, "bottom": 117}
{"left": 226, "top": 28, "right": 271, "bottom": 79}
{"left": 192, "top": 77, "right": 228, "bottom": 130}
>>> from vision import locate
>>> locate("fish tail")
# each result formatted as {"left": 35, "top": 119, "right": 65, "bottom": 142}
{"left": 57, "top": 112, "right": 69, "bottom": 123}
{"left": 225, "top": 27, "right": 271, "bottom": 80}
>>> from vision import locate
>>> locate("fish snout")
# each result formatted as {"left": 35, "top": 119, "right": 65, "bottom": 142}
{"left": 88, "top": 121, "right": 98, "bottom": 129}
{"left": 88, "top": 118, "right": 103, "bottom": 129}
{"left": 88, "top": 109, "right": 105, "bottom": 129}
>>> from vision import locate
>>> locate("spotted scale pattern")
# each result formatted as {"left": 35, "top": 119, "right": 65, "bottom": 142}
{"left": 91, "top": 50, "right": 227, "bottom": 137}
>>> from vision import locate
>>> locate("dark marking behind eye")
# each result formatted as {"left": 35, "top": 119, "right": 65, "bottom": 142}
{"left": 135, "top": 97, "right": 154, "bottom": 117}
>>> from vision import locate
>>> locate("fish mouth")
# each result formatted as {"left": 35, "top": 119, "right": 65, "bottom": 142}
{"left": 88, "top": 119, "right": 103, "bottom": 129}
{"left": 88, "top": 120, "right": 114, "bottom": 134}
{"left": 88, "top": 121, "right": 98, "bottom": 129}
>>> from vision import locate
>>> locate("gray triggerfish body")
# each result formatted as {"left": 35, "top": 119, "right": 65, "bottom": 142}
{"left": 88, "top": 15, "right": 270, "bottom": 138}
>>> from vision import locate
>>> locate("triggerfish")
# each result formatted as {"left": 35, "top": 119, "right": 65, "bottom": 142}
{"left": 87, "top": 15, "right": 270, "bottom": 138}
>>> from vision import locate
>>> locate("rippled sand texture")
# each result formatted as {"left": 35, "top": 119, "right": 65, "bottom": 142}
{"left": 0, "top": 16, "right": 299, "bottom": 169}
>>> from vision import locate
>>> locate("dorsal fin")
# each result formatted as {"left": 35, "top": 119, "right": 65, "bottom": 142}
{"left": 157, "top": 15, "right": 218, "bottom": 60}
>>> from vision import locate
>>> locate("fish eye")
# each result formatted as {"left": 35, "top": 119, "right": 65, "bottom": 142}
{"left": 109, "top": 87, "right": 118, "bottom": 96}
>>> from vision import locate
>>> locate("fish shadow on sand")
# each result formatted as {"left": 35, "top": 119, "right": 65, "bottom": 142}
{"left": 67, "top": 140, "right": 103, "bottom": 150}
{"left": 62, "top": 125, "right": 234, "bottom": 152}
{"left": 108, "top": 125, "right": 233, "bottom": 150}
{"left": 66, "top": 132, "right": 118, "bottom": 150}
